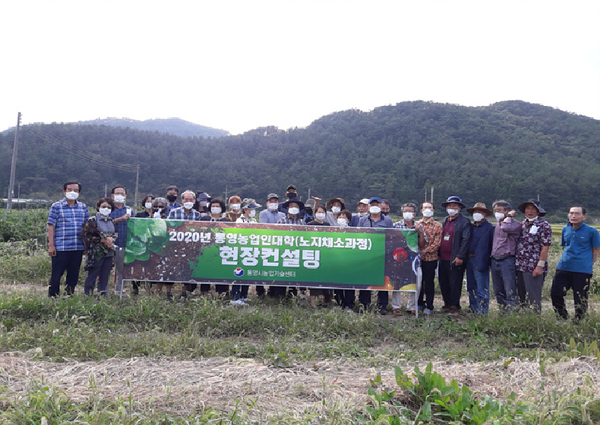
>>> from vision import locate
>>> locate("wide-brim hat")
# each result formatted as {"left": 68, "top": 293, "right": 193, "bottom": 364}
{"left": 242, "top": 198, "right": 261, "bottom": 209}
{"left": 326, "top": 198, "right": 346, "bottom": 210}
{"left": 518, "top": 199, "right": 547, "bottom": 216}
{"left": 466, "top": 202, "right": 493, "bottom": 216}
{"left": 282, "top": 199, "right": 305, "bottom": 210}
{"left": 441, "top": 196, "right": 465, "bottom": 209}
{"left": 196, "top": 192, "right": 211, "bottom": 202}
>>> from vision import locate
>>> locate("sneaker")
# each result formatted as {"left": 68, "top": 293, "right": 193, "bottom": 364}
{"left": 424, "top": 308, "right": 432, "bottom": 315}
{"left": 166, "top": 293, "right": 173, "bottom": 301}
{"left": 240, "top": 298, "right": 250, "bottom": 302}
{"left": 230, "top": 299, "right": 247, "bottom": 306}
{"left": 379, "top": 307, "right": 388, "bottom": 316}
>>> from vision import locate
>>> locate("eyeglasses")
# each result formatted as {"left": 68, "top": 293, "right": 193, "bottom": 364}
{"left": 155, "top": 205, "right": 165, "bottom": 209}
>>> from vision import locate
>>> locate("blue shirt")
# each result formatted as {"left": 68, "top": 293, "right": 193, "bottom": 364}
{"left": 259, "top": 209, "right": 285, "bottom": 224}
{"left": 47, "top": 198, "right": 90, "bottom": 251}
{"left": 110, "top": 204, "right": 132, "bottom": 248}
{"left": 358, "top": 214, "right": 393, "bottom": 229}
{"left": 557, "top": 222, "right": 600, "bottom": 274}
{"left": 167, "top": 202, "right": 181, "bottom": 215}
{"left": 468, "top": 220, "right": 495, "bottom": 272}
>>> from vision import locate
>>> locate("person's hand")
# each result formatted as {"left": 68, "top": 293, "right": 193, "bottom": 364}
{"left": 48, "top": 244, "right": 56, "bottom": 257}
{"left": 452, "top": 257, "right": 463, "bottom": 266}
{"left": 102, "top": 237, "right": 114, "bottom": 249}
{"left": 311, "top": 196, "right": 322, "bottom": 202}
{"left": 533, "top": 266, "right": 543, "bottom": 277}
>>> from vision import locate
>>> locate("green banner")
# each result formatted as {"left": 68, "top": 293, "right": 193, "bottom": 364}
{"left": 123, "top": 218, "right": 418, "bottom": 290}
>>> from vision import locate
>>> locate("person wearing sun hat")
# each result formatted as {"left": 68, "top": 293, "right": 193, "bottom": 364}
{"left": 325, "top": 197, "right": 346, "bottom": 226}
{"left": 439, "top": 195, "right": 472, "bottom": 316}
{"left": 515, "top": 199, "right": 552, "bottom": 314}
{"left": 465, "top": 202, "right": 495, "bottom": 315}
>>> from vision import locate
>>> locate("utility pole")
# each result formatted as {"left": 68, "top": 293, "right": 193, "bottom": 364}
{"left": 134, "top": 164, "right": 140, "bottom": 210}
{"left": 430, "top": 186, "right": 434, "bottom": 204}
{"left": 6, "top": 112, "right": 22, "bottom": 213}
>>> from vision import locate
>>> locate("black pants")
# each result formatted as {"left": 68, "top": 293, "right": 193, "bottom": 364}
{"left": 438, "top": 259, "right": 465, "bottom": 309}
{"left": 419, "top": 260, "right": 438, "bottom": 310}
{"left": 48, "top": 250, "right": 83, "bottom": 297}
{"left": 551, "top": 269, "right": 591, "bottom": 321}
{"left": 359, "top": 290, "right": 388, "bottom": 310}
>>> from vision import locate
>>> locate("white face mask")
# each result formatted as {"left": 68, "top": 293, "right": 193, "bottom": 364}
{"left": 403, "top": 212, "right": 415, "bottom": 221}
{"left": 199, "top": 201, "right": 208, "bottom": 207}
{"left": 337, "top": 218, "right": 348, "bottom": 227}
{"left": 65, "top": 191, "right": 79, "bottom": 200}
{"left": 183, "top": 202, "right": 194, "bottom": 210}
{"left": 99, "top": 207, "right": 111, "bottom": 216}
{"left": 145, "top": 202, "right": 153, "bottom": 209}
{"left": 527, "top": 216, "right": 537, "bottom": 222}
{"left": 288, "top": 207, "right": 300, "bottom": 215}
{"left": 211, "top": 206, "right": 222, "bottom": 215}
{"left": 315, "top": 212, "right": 326, "bottom": 221}
{"left": 494, "top": 212, "right": 505, "bottom": 221}
{"left": 331, "top": 206, "right": 341, "bottom": 214}
{"left": 249, "top": 209, "right": 256, "bottom": 218}
{"left": 447, "top": 208, "right": 459, "bottom": 216}
{"left": 370, "top": 206, "right": 381, "bottom": 214}
{"left": 114, "top": 194, "right": 126, "bottom": 204}
{"left": 359, "top": 212, "right": 369, "bottom": 218}
{"left": 267, "top": 203, "right": 279, "bottom": 211}
{"left": 422, "top": 209, "right": 434, "bottom": 218}
{"left": 230, "top": 203, "right": 241, "bottom": 211}
{"left": 473, "top": 213, "right": 484, "bottom": 222}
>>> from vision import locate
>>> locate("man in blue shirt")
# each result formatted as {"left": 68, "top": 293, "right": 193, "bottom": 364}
{"left": 47, "top": 181, "right": 90, "bottom": 297}
{"left": 465, "top": 202, "right": 495, "bottom": 315}
{"left": 551, "top": 206, "right": 600, "bottom": 322}
{"left": 109, "top": 185, "right": 132, "bottom": 296}
{"left": 358, "top": 197, "right": 393, "bottom": 314}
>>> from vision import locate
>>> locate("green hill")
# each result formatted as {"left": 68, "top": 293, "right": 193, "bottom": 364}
{"left": 1, "top": 100, "right": 599, "bottom": 219}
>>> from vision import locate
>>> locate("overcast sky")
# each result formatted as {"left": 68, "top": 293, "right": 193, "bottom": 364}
{"left": 2, "top": 1, "right": 599, "bottom": 135}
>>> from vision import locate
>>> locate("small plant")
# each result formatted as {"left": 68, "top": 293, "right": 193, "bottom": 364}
{"left": 567, "top": 338, "right": 600, "bottom": 362}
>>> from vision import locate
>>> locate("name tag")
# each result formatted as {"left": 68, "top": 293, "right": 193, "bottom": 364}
{"left": 530, "top": 225, "right": 538, "bottom": 235}
{"left": 443, "top": 234, "right": 451, "bottom": 241}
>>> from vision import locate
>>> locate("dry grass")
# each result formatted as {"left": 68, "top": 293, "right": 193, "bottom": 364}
{"left": 1, "top": 353, "right": 598, "bottom": 418}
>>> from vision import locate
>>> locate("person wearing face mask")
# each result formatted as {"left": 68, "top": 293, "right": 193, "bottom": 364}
{"left": 278, "top": 184, "right": 303, "bottom": 218}
{"left": 277, "top": 199, "right": 305, "bottom": 225}
{"left": 109, "top": 185, "right": 132, "bottom": 296}
{"left": 305, "top": 205, "right": 333, "bottom": 307}
{"left": 82, "top": 197, "right": 118, "bottom": 298}
{"left": 357, "top": 197, "right": 393, "bottom": 314}
{"left": 465, "top": 203, "right": 495, "bottom": 315}
{"left": 302, "top": 199, "right": 316, "bottom": 224}
{"left": 194, "top": 191, "right": 211, "bottom": 216}
{"left": 381, "top": 199, "right": 391, "bottom": 217}
{"left": 417, "top": 202, "right": 443, "bottom": 314}
{"left": 306, "top": 205, "right": 330, "bottom": 226}
{"left": 166, "top": 191, "right": 204, "bottom": 299}
{"left": 490, "top": 200, "right": 521, "bottom": 313}
{"left": 325, "top": 198, "right": 346, "bottom": 226}
{"left": 165, "top": 186, "right": 181, "bottom": 215}
{"left": 439, "top": 196, "right": 472, "bottom": 317}
{"left": 200, "top": 198, "right": 232, "bottom": 297}
{"left": 391, "top": 202, "right": 426, "bottom": 316}
{"left": 515, "top": 199, "right": 552, "bottom": 314}
{"left": 47, "top": 181, "right": 90, "bottom": 297}
{"left": 350, "top": 199, "right": 370, "bottom": 227}
{"left": 259, "top": 193, "right": 285, "bottom": 224}
{"left": 236, "top": 198, "right": 261, "bottom": 223}
{"left": 226, "top": 195, "right": 243, "bottom": 222}
{"left": 148, "top": 198, "right": 175, "bottom": 299}
{"left": 135, "top": 195, "right": 156, "bottom": 218}
{"left": 331, "top": 209, "right": 357, "bottom": 310}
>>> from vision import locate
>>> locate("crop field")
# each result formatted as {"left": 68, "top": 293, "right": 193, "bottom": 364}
{"left": 0, "top": 210, "right": 599, "bottom": 424}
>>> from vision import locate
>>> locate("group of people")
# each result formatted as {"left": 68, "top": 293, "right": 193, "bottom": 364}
{"left": 47, "top": 182, "right": 598, "bottom": 322}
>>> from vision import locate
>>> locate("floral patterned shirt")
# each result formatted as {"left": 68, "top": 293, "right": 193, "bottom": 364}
{"left": 515, "top": 216, "right": 552, "bottom": 273}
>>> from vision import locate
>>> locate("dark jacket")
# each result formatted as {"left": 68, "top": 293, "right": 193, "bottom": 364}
{"left": 468, "top": 219, "right": 495, "bottom": 271}
{"left": 441, "top": 213, "right": 472, "bottom": 262}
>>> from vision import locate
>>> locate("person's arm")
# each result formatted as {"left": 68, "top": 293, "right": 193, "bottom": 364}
{"left": 454, "top": 218, "right": 472, "bottom": 265}
{"left": 415, "top": 223, "right": 426, "bottom": 249}
{"left": 48, "top": 224, "right": 56, "bottom": 256}
{"left": 593, "top": 247, "right": 600, "bottom": 265}
{"left": 533, "top": 245, "right": 549, "bottom": 277}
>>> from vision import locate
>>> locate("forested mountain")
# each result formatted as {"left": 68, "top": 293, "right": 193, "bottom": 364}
{"left": 1, "top": 100, "right": 599, "bottom": 219}
{"left": 74, "top": 117, "right": 229, "bottom": 138}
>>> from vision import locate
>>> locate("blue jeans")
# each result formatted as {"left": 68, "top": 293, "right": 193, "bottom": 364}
{"left": 466, "top": 262, "right": 490, "bottom": 315}
{"left": 490, "top": 257, "right": 518, "bottom": 312}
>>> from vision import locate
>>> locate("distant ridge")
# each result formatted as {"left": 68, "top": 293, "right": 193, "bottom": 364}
{"left": 75, "top": 117, "right": 229, "bottom": 138}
